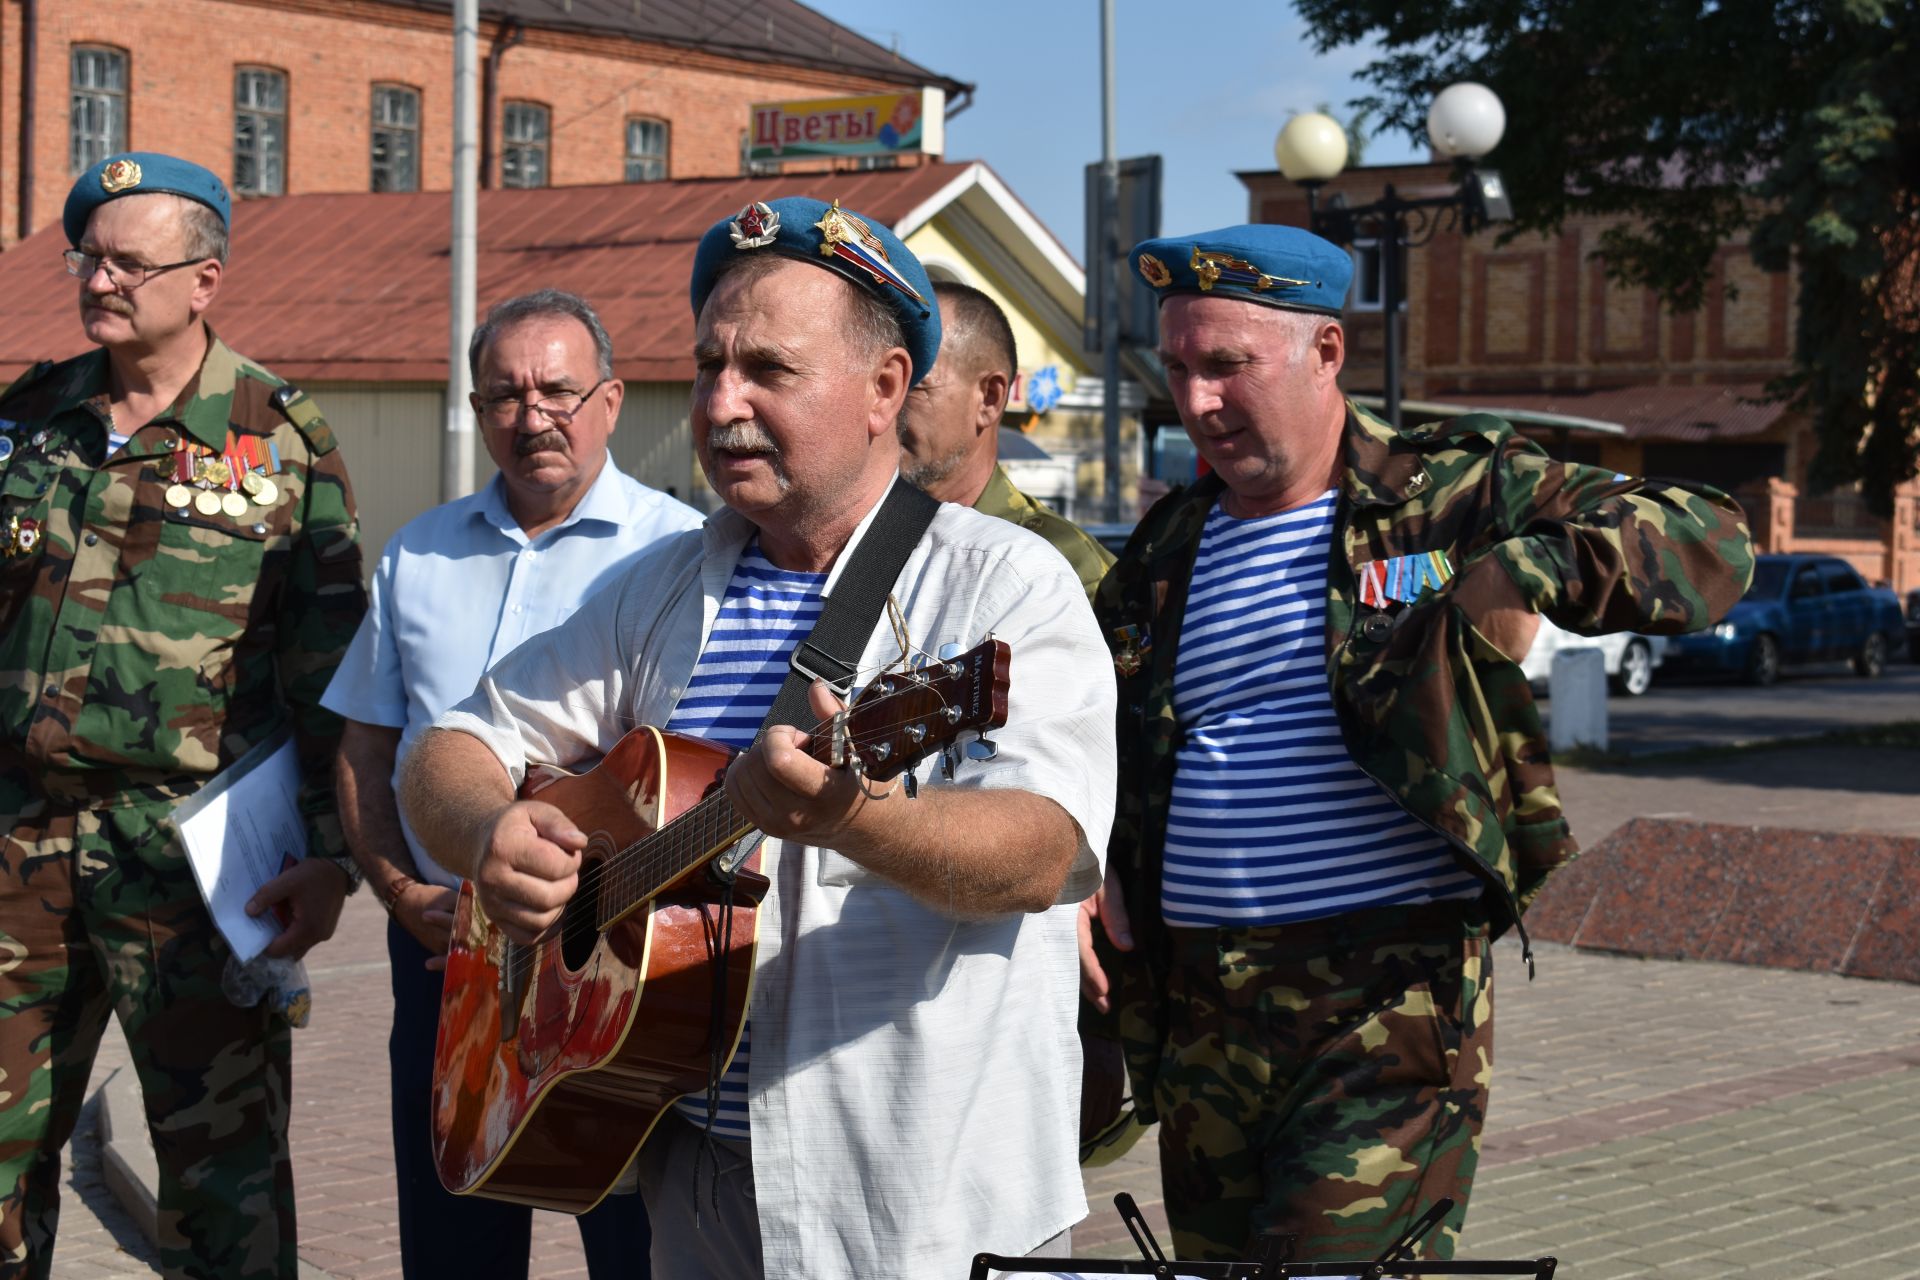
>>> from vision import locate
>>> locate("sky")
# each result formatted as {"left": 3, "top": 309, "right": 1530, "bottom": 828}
{"left": 807, "top": 0, "right": 1424, "bottom": 265}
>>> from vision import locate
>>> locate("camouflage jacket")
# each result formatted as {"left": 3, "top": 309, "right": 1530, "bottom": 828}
{"left": 1093, "top": 402, "right": 1753, "bottom": 1112}
{"left": 973, "top": 463, "right": 1115, "bottom": 603}
{"left": 0, "top": 333, "right": 365, "bottom": 868}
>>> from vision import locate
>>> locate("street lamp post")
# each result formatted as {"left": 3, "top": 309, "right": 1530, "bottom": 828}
{"left": 1275, "top": 83, "right": 1513, "bottom": 428}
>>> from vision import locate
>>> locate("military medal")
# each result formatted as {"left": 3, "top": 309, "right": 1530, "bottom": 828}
{"left": 195, "top": 489, "right": 223, "bottom": 516}
{"left": 221, "top": 491, "right": 249, "bottom": 518}
{"left": 14, "top": 518, "right": 37, "bottom": 553}
{"left": 1357, "top": 551, "right": 1455, "bottom": 608}
{"left": 164, "top": 482, "right": 191, "bottom": 507}
{"left": 1111, "top": 624, "right": 1151, "bottom": 677}
{"left": 246, "top": 476, "right": 278, "bottom": 506}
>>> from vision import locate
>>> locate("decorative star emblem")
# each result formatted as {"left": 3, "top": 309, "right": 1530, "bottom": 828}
{"left": 729, "top": 201, "right": 780, "bottom": 250}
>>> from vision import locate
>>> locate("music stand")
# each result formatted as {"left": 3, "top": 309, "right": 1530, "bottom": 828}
{"left": 967, "top": 1195, "right": 1556, "bottom": 1280}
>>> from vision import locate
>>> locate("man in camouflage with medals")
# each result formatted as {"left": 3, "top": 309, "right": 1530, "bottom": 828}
{"left": 0, "top": 153, "right": 365, "bottom": 1278}
{"left": 1079, "top": 223, "right": 1753, "bottom": 1264}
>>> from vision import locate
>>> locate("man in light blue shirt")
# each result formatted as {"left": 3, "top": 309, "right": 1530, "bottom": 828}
{"left": 324, "top": 289, "right": 700, "bottom": 1279}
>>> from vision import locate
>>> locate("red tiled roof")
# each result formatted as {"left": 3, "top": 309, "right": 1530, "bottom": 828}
{"left": 1430, "top": 383, "right": 1791, "bottom": 441}
{"left": 0, "top": 165, "right": 972, "bottom": 384}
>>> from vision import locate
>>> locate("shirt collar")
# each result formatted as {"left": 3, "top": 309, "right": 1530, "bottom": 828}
{"left": 164, "top": 328, "right": 244, "bottom": 451}
{"left": 1340, "top": 398, "right": 1430, "bottom": 508}
{"left": 48, "top": 327, "right": 235, "bottom": 450}
{"left": 700, "top": 473, "right": 907, "bottom": 598}
{"left": 476, "top": 451, "right": 628, "bottom": 540}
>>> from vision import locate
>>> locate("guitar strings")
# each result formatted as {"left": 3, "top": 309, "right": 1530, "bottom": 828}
{"left": 496, "top": 691, "right": 961, "bottom": 985}
{"left": 490, "top": 671, "right": 989, "bottom": 983}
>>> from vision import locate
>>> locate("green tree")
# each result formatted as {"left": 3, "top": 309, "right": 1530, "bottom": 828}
{"left": 1295, "top": 0, "right": 1919, "bottom": 514}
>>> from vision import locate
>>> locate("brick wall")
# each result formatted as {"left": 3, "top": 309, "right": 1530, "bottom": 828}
{"left": 1243, "top": 165, "right": 1797, "bottom": 399}
{"left": 2, "top": 0, "right": 925, "bottom": 246}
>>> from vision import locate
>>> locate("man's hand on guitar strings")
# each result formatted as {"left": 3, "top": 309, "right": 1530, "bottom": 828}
{"left": 726, "top": 680, "right": 876, "bottom": 850}
{"left": 473, "top": 800, "right": 590, "bottom": 944}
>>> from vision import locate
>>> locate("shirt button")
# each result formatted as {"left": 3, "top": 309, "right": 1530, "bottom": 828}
{"left": 43, "top": 684, "right": 58, "bottom": 699}
{"left": 252, "top": 523, "right": 267, "bottom": 535}
{"left": 84, "top": 533, "right": 99, "bottom": 546}
{"left": 1360, "top": 613, "right": 1393, "bottom": 642}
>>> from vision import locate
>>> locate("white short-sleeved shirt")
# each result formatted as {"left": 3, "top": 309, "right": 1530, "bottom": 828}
{"left": 321, "top": 456, "right": 702, "bottom": 884}
{"left": 436, "top": 479, "right": 1118, "bottom": 1278}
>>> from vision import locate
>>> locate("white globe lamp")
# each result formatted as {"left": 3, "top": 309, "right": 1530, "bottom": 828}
{"left": 1427, "top": 82, "right": 1506, "bottom": 160}
{"left": 1274, "top": 112, "right": 1349, "bottom": 183}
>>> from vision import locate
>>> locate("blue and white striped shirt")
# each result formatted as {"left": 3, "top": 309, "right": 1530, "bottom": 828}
{"left": 667, "top": 543, "right": 826, "bottom": 1140}
{"left": 1161, "top": 493, "right": 1480, "bottom": 927}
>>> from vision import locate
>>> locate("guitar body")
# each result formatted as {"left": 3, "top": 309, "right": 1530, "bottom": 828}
{"left": 430, "top": 726, "right": 767, "bottom": 1213}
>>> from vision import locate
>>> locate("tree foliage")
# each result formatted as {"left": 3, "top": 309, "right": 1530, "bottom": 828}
{"left": 1295, "top": 0, "right": 1920, "bottom": 514}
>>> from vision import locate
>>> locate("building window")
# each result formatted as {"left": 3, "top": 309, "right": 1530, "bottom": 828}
{"left": 502, "top": 102, "right": 550, "bottom": 188}
{"left": 1348, "top": 239, "right": 1407, "bottom": 312}
{"left": 70, "top": 46, "right": 128, "bottom": 174}
{"left": 624, "top": 117, "right": 668, "bottom": 182}
{"left": 234, "top": 67, "right": 287, "bottom": 196}
{"left": 371, "top": 84, "right": 420, "bottom": 192}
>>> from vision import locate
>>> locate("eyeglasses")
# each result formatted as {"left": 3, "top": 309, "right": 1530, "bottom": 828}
{"left": 63, "top": 249, "right": 205, "bottom": 288}
{"left": 475, "top": 378, "right": 610, "bottom": 425}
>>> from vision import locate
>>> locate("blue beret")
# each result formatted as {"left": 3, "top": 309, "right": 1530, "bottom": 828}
{"left": 1130, "top": 224, "right": 1352, "bottom": 315}
{"left": 689, "top": 196, "right": 940, "bottom": 387}
{"left": 64, "top": 152, "right": 231, "bottom": 248}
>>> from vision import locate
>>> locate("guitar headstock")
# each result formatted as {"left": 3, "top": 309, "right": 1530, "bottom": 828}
{"left": 836, "top": 638, "right": 1010, "bottom": 782}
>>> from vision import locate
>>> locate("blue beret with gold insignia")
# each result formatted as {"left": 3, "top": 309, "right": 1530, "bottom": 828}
{"left": 64, "top": 152, "right": 231, "bottom": 248}
{"left": 1130, "top": 224, "right": 1352, "bottom": 315}
{"left": 689, "top": 196, "right": 940, "bottom": 387}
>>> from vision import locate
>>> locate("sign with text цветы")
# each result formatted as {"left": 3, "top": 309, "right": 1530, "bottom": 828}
{"left": 748, "top": 88, "right": 945, "bottom": 162}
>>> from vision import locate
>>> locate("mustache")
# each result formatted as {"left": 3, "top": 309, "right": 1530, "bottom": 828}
{"left": 514, "top": 430, "right": 568, "bottom": 456}
{"left": 86, "top": 296, "right": 134, "bottom": 316}
{"left": 707, "top": 422, "right": 780, "bottom": 455}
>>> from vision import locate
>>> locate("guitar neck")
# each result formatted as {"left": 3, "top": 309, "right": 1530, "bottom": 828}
{"left": 590, "top": 639, "right": 1008, "bottom": 931}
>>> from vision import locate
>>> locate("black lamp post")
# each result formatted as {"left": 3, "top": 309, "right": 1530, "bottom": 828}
{"left": 1275, "top": 85, "right": 1513, "bottom": 428}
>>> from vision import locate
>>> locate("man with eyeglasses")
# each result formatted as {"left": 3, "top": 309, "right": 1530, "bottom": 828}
{"left": 324, "top": 288, "right": 699, "bottom": 1279}
{"left": 0, "top": 153, "right": 367, "bottom": 1278}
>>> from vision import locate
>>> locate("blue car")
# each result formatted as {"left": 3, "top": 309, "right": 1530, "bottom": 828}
{"left": 1667, "top": 553, "right": 1908, "bottom": 685}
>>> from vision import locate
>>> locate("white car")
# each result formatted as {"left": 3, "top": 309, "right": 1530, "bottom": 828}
{"left": 1519, "top": 619, "right": 1666, "bottom": 697}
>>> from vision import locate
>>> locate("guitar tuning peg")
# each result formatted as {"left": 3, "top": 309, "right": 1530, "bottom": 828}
{"left": 902, "top": 771, "right": 918, "bottom": 799}
{"left": 966, "top": 736, "right": 998, "bottom": 763}
{"left": 939, "top": 745, "right": 957, "bottom": 781}
{"left": 936, "top": 642, "right": 964, "bottom": 661}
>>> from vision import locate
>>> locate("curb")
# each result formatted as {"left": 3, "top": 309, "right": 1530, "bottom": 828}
{"left": 95, "top": 1068, "right": 340, "bottom": 1279}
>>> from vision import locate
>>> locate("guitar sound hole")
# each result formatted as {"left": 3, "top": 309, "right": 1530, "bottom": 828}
{"left": 559, "top": 885, "right": 598, "bottom": 973}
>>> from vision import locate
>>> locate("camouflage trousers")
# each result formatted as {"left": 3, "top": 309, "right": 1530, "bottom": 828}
{"left": 0, "top": 795, "right": 295, "bottom": 1280}
{"left": 1151, "top": 900, "right": 1493, "bottom": 1264}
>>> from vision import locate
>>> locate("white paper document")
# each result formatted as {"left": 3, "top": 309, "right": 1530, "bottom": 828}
{"left": 172, "top": 729, "right": 308, "bottom": 963}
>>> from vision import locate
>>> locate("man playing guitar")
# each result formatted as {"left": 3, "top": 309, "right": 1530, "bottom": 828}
{"left": 399, "top": 196, "right": 1116, "bottom": 1279}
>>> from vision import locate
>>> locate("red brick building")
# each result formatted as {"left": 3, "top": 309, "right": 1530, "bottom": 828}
{"left": 0, "top": 0, "right": 965, "bottom": 246}
{"left": 1240, "top": 162, "right": 1918, "bottom": 593}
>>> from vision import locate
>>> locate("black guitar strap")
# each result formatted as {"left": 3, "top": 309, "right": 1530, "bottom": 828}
{"left": 761, "top": 477, "right": 942, "bottom": 734}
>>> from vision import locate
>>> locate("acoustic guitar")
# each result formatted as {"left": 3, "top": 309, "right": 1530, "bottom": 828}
{"left": 430, "top": 638, "right": 1011, "bottom": 1212}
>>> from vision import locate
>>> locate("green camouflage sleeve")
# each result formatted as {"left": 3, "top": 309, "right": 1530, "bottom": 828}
{"left": 1480, "top": 435, "right": 1756, "bottom": 635}
{"left": 277, "top": 426, "right": 365, "bottom": 867}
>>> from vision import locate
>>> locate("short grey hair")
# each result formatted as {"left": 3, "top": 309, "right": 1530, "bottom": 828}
{"left": 467, "top": 289, "right": 616, "bottom": 383}
{"left": 176, "top": 197, "right": 228, "bottom": 264}
{"left": 707, "top": 254, "right": 907, "bottom": 368}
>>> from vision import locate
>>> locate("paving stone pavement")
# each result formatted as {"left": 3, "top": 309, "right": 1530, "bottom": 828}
{"left": 49, "top": 747, "right": 1920, "bottom": 1277}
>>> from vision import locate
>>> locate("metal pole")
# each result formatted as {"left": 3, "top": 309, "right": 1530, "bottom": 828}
{"left": 443, "top": 0, "right": 480, "bottom": 502}
{"left": 1099, "top": 0, "right": 1123, "bottom": 522}
{"left": 1380, "top": 186, "right": 1403, "bottom": 429}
